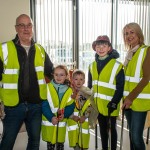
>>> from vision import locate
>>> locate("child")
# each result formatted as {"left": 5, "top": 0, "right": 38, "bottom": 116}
{"left": 88, "top": 35, "right": 125, "bottom": 150}
{"left": 67, "top": 70, "right": 93, "bottom": 150}
{"left": 42, "top": 65, "right": 75, "bottom": 150}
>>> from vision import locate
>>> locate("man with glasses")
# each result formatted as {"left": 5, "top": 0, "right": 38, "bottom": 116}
{"left": 0, "top": 14, "right": 53, "bottom": 150}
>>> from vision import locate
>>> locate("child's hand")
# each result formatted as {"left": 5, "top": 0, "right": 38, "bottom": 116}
{"left": 57, "top": 109, "right": 64, "bottom": 121}
{"left": 52, "top": 116, "right": 58, "bottom": 125}
{"left": 72, "top": 115, "right": 80, "bottom": 122}
{"left": 58, "top": 114, "right": 64, "bottom": 121}
{"left": 79, "top": 116, "right": 86, "bottom": 123}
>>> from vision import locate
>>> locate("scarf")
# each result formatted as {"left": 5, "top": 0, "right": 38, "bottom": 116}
{"left": 124, "top": 45, "right": 140, "bottom": 66}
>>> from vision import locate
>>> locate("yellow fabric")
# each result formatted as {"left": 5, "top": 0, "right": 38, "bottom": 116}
{"left": 0, "top": 41, "right": 46, "bottom": 106}
{"left": 89, "top": 59, "right": 122, "bottom": 116}
{"left": 67, "top": 100, "right": 90, "bottom": 148}
{"left": 42, "top": 83, "right": 74, "bottom": 144}
{"left": 124, "top": 45, "right": 150, "bottom": 111}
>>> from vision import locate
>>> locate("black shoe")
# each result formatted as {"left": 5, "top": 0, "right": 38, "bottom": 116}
{"left": 57, "top": 143, "right": 64, "bottom": 150}
{"left": 47, "top": 142, "right": 55, "bottom": 150}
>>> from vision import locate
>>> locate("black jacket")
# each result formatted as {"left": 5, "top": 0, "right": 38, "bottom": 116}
{"left": 0, "top": 35, "right": 54, "bottom": 104}
{"left": 88, "top": 49, "right": 125, "bottom": 105}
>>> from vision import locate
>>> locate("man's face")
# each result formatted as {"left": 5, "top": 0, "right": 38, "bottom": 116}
{"left": 15, "top": 15, "right": 33, "bottom": 43}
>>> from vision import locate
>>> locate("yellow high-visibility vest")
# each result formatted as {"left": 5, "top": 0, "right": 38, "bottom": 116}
{"left": 89, "top": 59, "right": 123, "bottom": 116}
{"left": 124, "top": 45, "right": 150, "bottom": 111}
{"left": 42, "top": 82, "right": 74, "bottom": 144}
{"left": 0, "top": 41, "right": 46, "bottom": 106}
{"left": 67, "top": 99, "right": 90, "bottom": 148}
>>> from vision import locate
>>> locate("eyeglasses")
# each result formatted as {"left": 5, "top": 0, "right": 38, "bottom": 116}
{"left": 16, "top": 23, "right": 33, "bottom": 29}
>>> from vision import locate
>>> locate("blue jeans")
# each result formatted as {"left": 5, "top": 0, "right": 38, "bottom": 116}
{"left": 0, "top": 102, "right": 42, "bottom": 150}
{"left": 125, "top": 109, "right": 147, "bottom": 150}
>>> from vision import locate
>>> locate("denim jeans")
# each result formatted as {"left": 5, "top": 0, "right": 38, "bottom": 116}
{"left": 125, "top": 109, "right": 147, "bottom": 150}
{"left": 0, "top": 102, "right": 42, "bottom": 150}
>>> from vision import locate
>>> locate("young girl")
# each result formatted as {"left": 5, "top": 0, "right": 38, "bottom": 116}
{"left": 42, "top": 65, "right": 75, "bottom": 150}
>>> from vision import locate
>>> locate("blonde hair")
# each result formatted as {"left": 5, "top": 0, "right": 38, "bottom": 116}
{"left": 122, "top": 22, "right": 144, "bottom": 50}
{"left": 72, "top": 69, "right": 85, "bottom": 79}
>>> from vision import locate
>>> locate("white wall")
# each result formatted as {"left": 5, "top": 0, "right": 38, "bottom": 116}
{"left": 0, "top": 0, "right": 30, "bottom": 42}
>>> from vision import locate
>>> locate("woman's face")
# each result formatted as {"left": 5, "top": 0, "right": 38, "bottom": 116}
{"left": 124, "top": 27, "right": 140, "bottom": 49}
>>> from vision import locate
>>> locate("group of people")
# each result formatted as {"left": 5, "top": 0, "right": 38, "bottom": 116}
{"left": 0, "top": 13, "right": 150, "bottom": 150}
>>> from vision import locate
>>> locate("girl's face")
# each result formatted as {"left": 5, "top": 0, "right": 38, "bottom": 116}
{"left": 124, "top": 27, "right": 140, "bottom": 49}
{"left": 95, "top": 44, "right": 111, "bottom": 57}
{"left": 72, "top": 74, "right": 85, "bottom": 89}
{"left": 54, "top": 68, "right": 68, "bottom": 84}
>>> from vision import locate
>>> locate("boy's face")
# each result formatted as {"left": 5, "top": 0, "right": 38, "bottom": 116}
{"left": 72, "top": 74, "right": 85, "bottom": 89}
{"left": 95, "top": 43, "right": 111, "bottom": 57}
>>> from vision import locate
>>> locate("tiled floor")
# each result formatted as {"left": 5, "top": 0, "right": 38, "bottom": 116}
{"left": 0, "top": 119, "right": 150, "bottom": 150}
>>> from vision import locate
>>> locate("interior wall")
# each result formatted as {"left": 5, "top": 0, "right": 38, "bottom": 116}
{"left": 0, "top": 0, "right": 30, "bottom": 43}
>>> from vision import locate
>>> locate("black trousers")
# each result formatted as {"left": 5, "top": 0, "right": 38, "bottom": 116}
{"left": 98, "top": 113, "right": 117, "bottom": 150}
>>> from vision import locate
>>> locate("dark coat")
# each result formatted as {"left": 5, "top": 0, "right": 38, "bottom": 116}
{"left": 0, "top": 35, "right": 54, "bottom": 104}
{"left": 88, "top": 49, "right": 125, "bottom": 104}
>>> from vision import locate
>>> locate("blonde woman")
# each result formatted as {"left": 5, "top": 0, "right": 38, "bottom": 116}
{"left": 122, "top": 22, "right": 150, "bottom": 150}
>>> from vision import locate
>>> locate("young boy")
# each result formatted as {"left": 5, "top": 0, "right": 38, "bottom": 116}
{"left": 88, "top": 35, "right": 125, "bottom": 150}
{"left": 67, "top": 70, "right": 94, "bottom": 150}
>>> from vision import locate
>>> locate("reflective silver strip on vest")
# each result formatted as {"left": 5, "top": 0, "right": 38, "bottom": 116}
{"left": 135, "top": 48, "right": 145, "bottom": 78}
{"left": 3, "top": 83, "right": 17, "bottom": 89}
{"left": 35, "top": 66, "right": 44, "bottom": 72}
{"left": 74, "top": 112, "right": 79, "bottom": 116}
{"left": 92, "top": 62, "right": 120, "bottom": 90}
{"left": 47, "top": 85, "right": 58, "bottom": 113}
{"left": 85, "top": 118, "right": 88, "bottom": 122}
{"left": 67, "top": 97, "right": 72, "bottom": 102}
{"left": 42, "top": 120, "right": 66, "bottom": 127}
{"left": 81, "top": 128, "right": 89, "bottom": 134}
{"left": 42, "top": 121, "right": 56, "bottom": 126}
{"left": 94, "top": 93, "right": 112, "bottom": 101}
{"left": 109, "top": 62, "right": 120, "bottom": 84}
{"left": 125, "top": 76, "right": 150, "bottom": 83}
{"left": 58, "top": 122, "right": 66, "bottom": 127}
{"left": 124, "top": 91, "right": 150, "bottom": 99}
{"left": 38, "top": 79, "right": 45, "bottom": 85}
{"left": 92, "top": 80, "right": 116, "bottom": 90}
{"left": 4, "top": 69, "right": 18, "bottom": 74}
{"left": 68, "top": 124, "right": 78, "bottom": 131}
{"left": 2, "top": 43, "right": 8, "bottom": 65}
{"left": 125, "top": 48, "right": 147, "bottom": 83}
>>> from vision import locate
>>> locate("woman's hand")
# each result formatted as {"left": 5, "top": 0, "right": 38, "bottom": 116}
{"left": 122, "top": 98, "right": 133, "bottom": 109}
